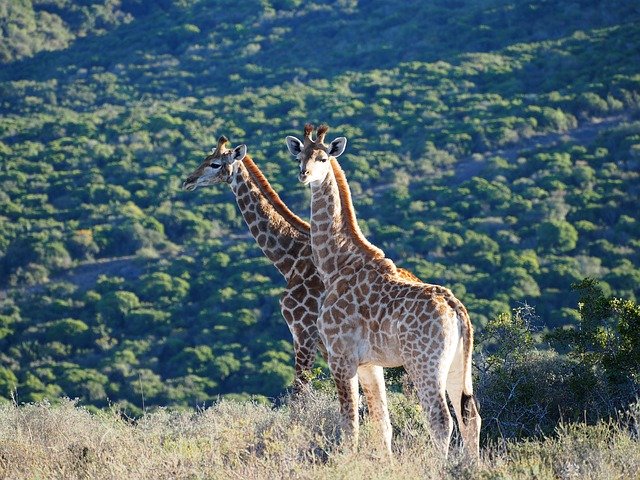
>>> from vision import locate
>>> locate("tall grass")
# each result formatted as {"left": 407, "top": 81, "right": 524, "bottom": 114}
{"left": 0, "top": 392, "right": 638, "bottom": 479}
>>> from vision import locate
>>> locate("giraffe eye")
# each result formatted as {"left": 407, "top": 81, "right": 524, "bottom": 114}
{"left": 211, "top": 162, "right": 222, "bottom": 168}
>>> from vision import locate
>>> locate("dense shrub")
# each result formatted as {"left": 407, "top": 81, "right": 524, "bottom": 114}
{"left": 549, "top": 278, "right": 640, "bottom": 408}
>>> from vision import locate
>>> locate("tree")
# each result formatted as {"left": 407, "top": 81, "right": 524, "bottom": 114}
{"left": 59, "top": 367, "right": 109, "bottom": 403}
{"left": 96, "top": 291, "right": 141, "bottom": 326}
{"left": 536, "top": 220, "right": 578, "bottom": 253}
{"left": 42, "top": 318, "right": 90, "bottom": 348}
{"left": 137, "top": 272, "right": 189, "bottom": 305}
{"left": 126, "top": 309, "right": 171, "bottom": 335}
{"left": 495, "top": 267, "right": 541, "bottom": 299}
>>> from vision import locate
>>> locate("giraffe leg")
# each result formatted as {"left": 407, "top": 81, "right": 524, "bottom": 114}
{"left": 416, "top": 374, "right": 452, "bottom": 456}
{"left": 281, "top": 302, "right": 319, "bottom": 394}
{"left": 446, "top": 340, "right": 481, "bottom": 458}
{"left": 292, "top": 334, "right": 318, "bottom": 394}
{"left": 329, "top": 357, "right": 360, "bottom": 452}
{"left": 358, "top": 364, "right": 393, "bottom": 456}
{"left": 403, "top": 351, "right": 454, "bottom": 457}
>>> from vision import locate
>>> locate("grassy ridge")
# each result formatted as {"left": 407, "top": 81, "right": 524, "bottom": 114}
{"left": 0, "top": 395, "right": 639, "bottom": 479}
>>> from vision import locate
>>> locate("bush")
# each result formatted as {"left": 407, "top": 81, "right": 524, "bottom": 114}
{"left": 137, "top": 272, "right": 189, "bottom": 305}
{"left": 549, "top": 278, "right": 640, "bottom": 406}
{"left": 0, "top": 367, "right": 18, "bottom": 398}
{"left": 42, "top": 318, "right": 90, "bottom": 347}
{"left": 66, "top": 229, "right": 100, "bottom": 260}
{"left": 575, "top": 92, "right": 610, "bottom": 116}
{"left": 476, "top": 304, "right": 593, "bottom": 438}
{"left": 96, "top": 291, "right": 141, "bottom": 326}
{"left": 1, "top": 234, "right": 71, "bottom": 281}
{"left": 126, "top": 308, "right": 171, "bottom": 335}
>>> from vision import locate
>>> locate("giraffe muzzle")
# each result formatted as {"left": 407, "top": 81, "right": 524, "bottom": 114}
{"left": 299, "top": 171, "right": 311, "bottom": 184}
{"left": 182, "top": 179, "right": 197, "bottom": 191}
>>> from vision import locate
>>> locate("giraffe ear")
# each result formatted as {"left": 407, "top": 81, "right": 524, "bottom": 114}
{"left": 231, "top": 144, "right": 247, "bottom": 163}
{"left": 285, "top": 136, "right": 304, "bottom": 156}
{"left": 328, "top": 137, "right": 347, "bottom": 158}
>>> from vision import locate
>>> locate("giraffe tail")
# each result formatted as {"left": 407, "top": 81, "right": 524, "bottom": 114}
{"left": 458, "top": 304, "right": 477, "bottom": 426}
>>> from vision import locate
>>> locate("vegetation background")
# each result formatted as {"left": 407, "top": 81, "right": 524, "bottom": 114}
{"left": 0, "top": 1, "right": 639, "bottom": 476}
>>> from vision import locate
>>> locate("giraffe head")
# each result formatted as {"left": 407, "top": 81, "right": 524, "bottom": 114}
{"left": 182, "top": 135, "right": 247, "bottom": 191}
{"left": 285, "top": 124, "right": 347, "bottom": 185}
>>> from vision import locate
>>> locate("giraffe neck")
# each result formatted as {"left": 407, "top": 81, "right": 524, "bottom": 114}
{"left": 309, "top": 158, "right": 393, "bottom": 282}
{"left": 229, "top": 156, "right": 311, "bottom": 280}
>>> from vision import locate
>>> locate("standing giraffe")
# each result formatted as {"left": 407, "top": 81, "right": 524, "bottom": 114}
{"left": 183, "top": 136, "right": 324, "bottom": 393}
{"left": 285, "top": 124, "right": 481, "bottom": 458}
{"left": 182, "top": 136, "right": 420, "bottom": 453}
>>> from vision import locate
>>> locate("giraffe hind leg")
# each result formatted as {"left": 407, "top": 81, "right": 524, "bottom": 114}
{"left": 404, "top": 357, "right": 453, "bottom": 456}
{"left": 400, "top": 322, "right": 458, "bottom": 457}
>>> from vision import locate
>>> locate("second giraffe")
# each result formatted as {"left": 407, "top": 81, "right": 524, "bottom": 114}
{"left": 286, "top": 124, "right": 481, "bottom": 458}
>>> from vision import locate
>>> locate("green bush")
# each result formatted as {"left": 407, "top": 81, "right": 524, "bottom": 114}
{"left": 549, "top": 278, "right": 640, "bottom": 397}
{"left": 137, "top": 272, "right": 189, "bottom": 305}
{"left": 97, "top": 291, "right": 141, "bottom": 326}
{"left": 477, "top": 303, "right": 597, "bottom": 438}
{"left": 0, "top": 367, "right": 18, "bottom": 398}
{"left": 42, "top": 318, "right": 90, "bottom": 347}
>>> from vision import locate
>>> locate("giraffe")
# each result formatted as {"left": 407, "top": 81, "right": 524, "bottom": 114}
{"left": 183, "top": 136, "right": 324, "bottom": 393}
{"left": 182, "top": 136, "right": 421, "bottom": 453}
{"left": 285, "top": 124, "right": 481, "bottom": 458}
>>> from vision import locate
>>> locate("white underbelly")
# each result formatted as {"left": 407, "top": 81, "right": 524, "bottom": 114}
{"left": 356, "top": 333, "right": 404, "bottom": 368}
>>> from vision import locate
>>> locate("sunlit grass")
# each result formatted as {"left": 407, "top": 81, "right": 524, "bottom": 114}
{"left": 0, "top": 393, "right": 638, "bottom": 480}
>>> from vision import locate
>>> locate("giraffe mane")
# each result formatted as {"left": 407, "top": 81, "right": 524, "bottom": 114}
{"left": 397, "top": 268, "right": 421, "bottom": 282}
{"left": 242, "top": 155, "right": 311, "bottom": 235}
{"left": 329, "top": 157, "right": 386, "bottom": 260}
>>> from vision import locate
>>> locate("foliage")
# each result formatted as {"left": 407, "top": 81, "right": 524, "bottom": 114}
{"left": 475, "top": 305, "right": 577, "bottom": 438}
{"left": 477, "top": 287, "right": 640, "bottom": 439}
{"left": 549, "top": 278, "right": 640, "bottom": 402}
{"left": 0, "top": 0, "right": 639, "bottom": 410}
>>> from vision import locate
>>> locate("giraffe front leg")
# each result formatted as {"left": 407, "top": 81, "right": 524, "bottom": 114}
{"left": 358, "top": 364, "right": 393, "bottom": 456}
{"left": 281, "top": 299, "right": 319, "bottom": 395}
{"left": 329, "top": 357, "right": 360, "bottom": 452}
{"left": 292, "top": 333, "right": 318, "bottom": 395}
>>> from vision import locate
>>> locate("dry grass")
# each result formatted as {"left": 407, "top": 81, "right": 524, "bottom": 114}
{"left": 0, "top": 392, "right": 638, "bottom": 480}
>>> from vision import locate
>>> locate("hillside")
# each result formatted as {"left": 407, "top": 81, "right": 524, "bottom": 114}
{"left": 1, "top": 0, "right": 639, "bottom": 413}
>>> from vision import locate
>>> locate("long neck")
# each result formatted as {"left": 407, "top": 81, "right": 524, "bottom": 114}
{"left": 229, "top": 156, "right": 311, "bottom": 279}
{"left": 309, "top": 158, "right": 391, "bottom": 281}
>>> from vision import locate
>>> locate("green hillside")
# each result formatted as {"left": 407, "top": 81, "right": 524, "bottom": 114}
{"left": 1, "top": 0, "right": 639, "bottom": 414}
